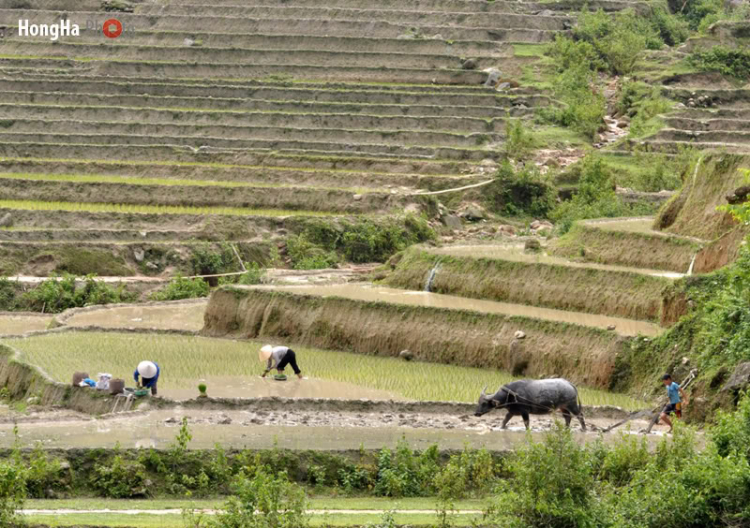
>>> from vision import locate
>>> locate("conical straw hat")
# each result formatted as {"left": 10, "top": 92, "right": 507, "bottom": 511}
{"left": 259, "top": 345, "right": 273, "bottom": 363}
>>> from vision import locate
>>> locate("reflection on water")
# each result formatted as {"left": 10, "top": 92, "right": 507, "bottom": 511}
{"left": 251, "top": 284, "right": 662, "bottom": 337}
{"left": 429, "top": 244, "right": 684, "bottom": 279}
{"left": 166, "top": 376, "right": 402, "bottom": 401}
{"left": 66, "top": 301, "right": 207, "bottom": 331}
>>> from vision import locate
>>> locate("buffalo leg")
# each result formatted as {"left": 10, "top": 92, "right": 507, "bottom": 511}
{"left": 501, "top": 412, "right": 514, "bottom": 429}
{"left": 566, "top": 400, "right": 587, "bottom": 431}
{"left": 521, "top": 411, "right": 530, "bottom": 430}
{"left": 561, "top": 408, "right": 572, "bottom": 427}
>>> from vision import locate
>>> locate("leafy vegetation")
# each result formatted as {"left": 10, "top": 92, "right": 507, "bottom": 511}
{"left": 616, "top": 81, "right": 672, "bottom": 139}
{"left": 689, "top": 45, "right": 750, "bottom": 80}
{"left": 488, "top": 161, "right": 555, "bottom": 218}
{"left": 504, "top": 118, "right": 538, "bottom": 161}
{"left": 149, "top": 275, "right": 210, "bottom": 301}
{"left": 550, "top": 155, "right": 653, "bottom": 233}
{"left": 17, "top": 274, "right": 134, "bottom": 313}
{"left": 285, "top": 215, "right": 434, "bottom": 267}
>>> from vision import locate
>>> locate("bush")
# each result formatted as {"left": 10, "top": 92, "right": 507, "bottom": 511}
{"left": 25, "top": 443, "right": 69, "bottom": 499}
{"left": 190, "top": 465, "right": 309, "bottom": 528}
{"left": 286, "top": 234, "right": 339, "bottom": 270}
{"left": 488, "top": 161, "right": 556, "bottom": 218}
{"left": 505, "top": 118, "right": 537, "bottom": 161}
{"left": 90, "top": 448, "right": 149, "bottom": 498}
{"left": 550, "top": 155, "right": 629, "bottom": 233}
{"left": 689, "top": 45, "right": 750, "bottom": 80}
{"left": 237, "top": 262, "right": 265, "bottom": 285}
{"left": 0, "top": 278, "right": 20, "bottom": 311}
{"left": 0, "top": 462, "right": 25, "bottom": 527}
{"left": 149, "top": 275, "right": 209, "bottom": 301}
{"left": 487, "top": 424, "right": 602, "bottom": 528}
{"left": 20, "top": 274, "right": 134, "bottom": 313}
{"left": 374, "top": 439, "right": 440, "bottom": 497}
{"left": 617, "top": 81, "right": 672, "bottom": 139}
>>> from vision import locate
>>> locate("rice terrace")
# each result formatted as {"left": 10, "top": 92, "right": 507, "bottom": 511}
{"left": 3, "top": 0, "right": 750, "bottom": 526}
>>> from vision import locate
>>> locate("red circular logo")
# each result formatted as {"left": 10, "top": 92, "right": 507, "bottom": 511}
{"left": 102, "top": 18, "right": 123, "bottom": 39}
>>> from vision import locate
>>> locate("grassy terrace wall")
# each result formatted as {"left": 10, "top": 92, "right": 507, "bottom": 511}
{"left": 551, "top": 222, "right": 701, "bottom": 273}
{"left": 383, "top": 248, "right": 678, "bottom": 324}
{"left": 657, "top": 153, "right": 749, "bottom": 273}
{"left": 202, "top": 287, "right": 629, "bottom": 389}
{"left": 0, "top": 343, "right": 122, "bottom": 415}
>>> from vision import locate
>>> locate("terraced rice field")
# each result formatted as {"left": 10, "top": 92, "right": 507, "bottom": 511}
{"left": 7, "top": 330, "right": 646, "bottom": 408}
{"left": 0, "top": 0, "right": 600, "bottom": 277}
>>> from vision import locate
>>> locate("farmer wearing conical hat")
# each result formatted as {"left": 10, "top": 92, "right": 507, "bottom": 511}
{"left": 260, "top": 345, "right": 303, "bottom": 379}
{"left": 134, "top": 360, "right": 160, "bottom": 396}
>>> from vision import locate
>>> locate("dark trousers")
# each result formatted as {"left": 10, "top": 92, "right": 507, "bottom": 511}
{"left": 143, "top": 378, "right": 157, "bottom": 396}
{"left": 277, "top": 349, "right": 301, "bottom": 375}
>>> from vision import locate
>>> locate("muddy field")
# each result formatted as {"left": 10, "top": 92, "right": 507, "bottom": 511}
{"left": 0, "top": 313, "right": 52, "bottom": 335}
{"left": 0, "top": 404, "right": 663, "bottom": 451}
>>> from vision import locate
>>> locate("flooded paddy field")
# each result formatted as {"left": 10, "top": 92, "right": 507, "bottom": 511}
{"left": 246, "top": 283, "right": 662, "bottom": 337}
{"left": 0, "top": 312, "right": 52, "bottom": 335}
{"left": 6, "top": 331, "right": 647, "bottom": 408}
{"left": 61, "top": 300, "right": 207, "bottom": 332}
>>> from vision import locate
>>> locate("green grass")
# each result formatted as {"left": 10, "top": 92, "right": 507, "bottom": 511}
{"left": 0, "top": 172, "right": 383, "bottom": 194}
{"left": 6, "top": 331, "right": 648, "bottom": 408}
{"left": 25, "top": 497, "right": 489, "bottom": 511}
{"left": 0, "top": 200, "right": 339, "bottom": 217}
{"left": 512, "top": 43, "right": 549, "bottom": 58}
{"left": 22, "top": 512, "right": 479, "bottom": 527}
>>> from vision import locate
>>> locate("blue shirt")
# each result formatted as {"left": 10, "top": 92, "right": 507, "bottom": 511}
{"left": 133, "top": 363, "right": 160, "bottom": 388}
{"left": 667, "top": 381, "right": 681, "bottom": 404}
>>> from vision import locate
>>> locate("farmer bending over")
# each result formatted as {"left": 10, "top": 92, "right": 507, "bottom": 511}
{"left": 260, "top": 345, "right": 302, "bottom": 379}
{"left": 660, "top": 373, "right": 688, "bottom": 433}
{"left": 134, "top": 361, "right": 160, "bottom": 396}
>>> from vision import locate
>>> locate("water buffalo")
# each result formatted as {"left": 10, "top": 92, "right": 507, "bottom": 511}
{"left": 475, "top": 378, "right": 586, "bottom": 431}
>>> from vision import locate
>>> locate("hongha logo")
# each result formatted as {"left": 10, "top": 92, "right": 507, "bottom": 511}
{"left": 17, "top": 18, "right": 129, "bottom": 40}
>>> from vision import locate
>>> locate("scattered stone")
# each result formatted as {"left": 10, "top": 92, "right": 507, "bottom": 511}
{"left": 496, "top": 82, "right": 511, "bottom": 91}
{"left": 218, "top": 415, "right": 233, "bottom": 425}
{"left": 483, "top": 68, "right": 501, "bottom": 88}
{"left": 399, "top": 349, "right": 414, "bottom": 361}
{"left": 441, "top": 214, "right": 462, "bottom": 230}
{"left": 607, "top": 324, "right": 616, "bottom": 331}
{"left": 0, "top": 213, "right": 12, "bottom": 228}
{"left": 681, "top": 357, "right": 690, "bottom": 366}
{"left": 524, "top": 239, "right": 541, "bottom": 253}
{"left": 145, "top": 262, "right": 159, "bottom": 270}
{"left": 722, "top": 362, "right": 750, "bottom": 392}
{"left": 497, "top": 225, "right": 515, "bottom": 236}
{"left": 461, "top": 206, "right": 486, "bottom": 222}
{"left": 514, "top": 330, "right": 526, "bottom": 340}
{"left": 352, "top": 194, "right": 363, "bottom": 201}
{"left": 26, "top": 396, "right": 40, "bottom": 405}
{"left": 133, "top": 248, "right": 145, "bottom": 262}
{"left": 536, "top": 9, "right": 555, "bottom": 16}
{"left": 461, "top": 58, "right": 478, "bottom": 70}
{"left": 530, "top": 220, "right": 541, "bottom": 230}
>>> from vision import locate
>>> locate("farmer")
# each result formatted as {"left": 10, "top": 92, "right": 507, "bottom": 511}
{"left": 260, "top": 345, "right": 303, "bottom": 379}
{"left": 659, "top": 374, "right": 688, "bottom": 432}
{"left": 134, "top": 360, "right": 160, "bottom": 396}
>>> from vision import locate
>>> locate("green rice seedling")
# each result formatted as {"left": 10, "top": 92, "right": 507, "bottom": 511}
{"left": 7, "top": 332, "right": 648, "bottom": 410}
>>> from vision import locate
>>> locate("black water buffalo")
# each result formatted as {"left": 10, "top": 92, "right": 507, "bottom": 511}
{"left": 475, "top": 378, "right": 586, "bottom": 431}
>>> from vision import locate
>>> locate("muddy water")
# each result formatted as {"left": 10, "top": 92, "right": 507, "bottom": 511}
{"left": 65, "top": 301, "right": 207, "bottom": 331}
{"left": 0, "top": 407, "right": 663, "bottom": 451}
{"left": 0, "top": 314, "right": 52, "bottom": 335}
{"left": 429, "top": 244, "right": 685, "bottom": 279}
{"left": 253, "top": 284, "right": 662, "bottom": 337}
{"left": 167, "top": 376, "right": 402, "bottom": 401}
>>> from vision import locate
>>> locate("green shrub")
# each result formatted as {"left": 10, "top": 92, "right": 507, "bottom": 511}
{"left": 237, "top": 262, "right": 265, "bottom": 285}
{"left": 505, "top": 118, "right": 537, "bottom": 160}
{"left": 434, "top": 446, "right": 497, "bottom": 500}
{"left": 149, "top": 275, "right": 209, "bottom": 301}
{"left": 374, "top": 438, "right": 440, "bottom": 497}
{"left": 617, "top": 81, "right": 672, "bottom": 140}
{"left": 689, "top": 45, "right": 750, "bottom": 80}
{"left": 90, "top": 447, "right": 149, "bottom": 499}
{"left": 24, "top": 444, "right": 69, "bottom": 499}
{"left": 190, "top": 465, "right": 309, "bottom": 528}
{"left": 487, "top": 424, "right": 602, "bottom": 528}
{"left": 190, "top": 243, "right": 238, "bottom": 276}
{"left": 286, "top": 234, "right": 339, "bottom": 270}
{"left": 488, "top": 161, "right": 555, "bottom": 218}
{"left": 20, "top": 274, "right": 134, "bottom": 313}
{"left": 0, "top": 462, "right": 25, "bottom": 527}
{"left": 0, "top": 278, "right": 20, "bottom": 311}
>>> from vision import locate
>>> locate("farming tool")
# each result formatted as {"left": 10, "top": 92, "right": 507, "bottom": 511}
{"left": 601, "top": 369, "right": 697, "bottom": 434}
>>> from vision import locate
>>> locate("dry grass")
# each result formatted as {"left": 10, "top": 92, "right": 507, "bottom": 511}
{"left": 7, "top": 331, "right": 647, "bottom": 409}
